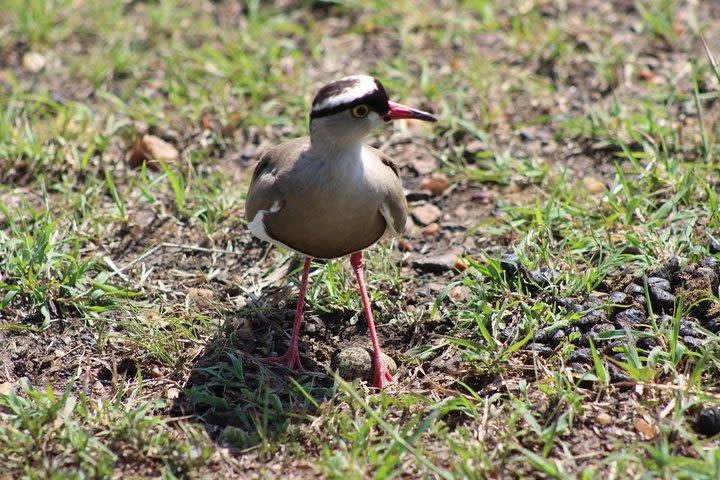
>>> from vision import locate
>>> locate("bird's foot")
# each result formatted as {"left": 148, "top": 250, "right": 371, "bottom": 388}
{"left": 264, "top": 349, "right": 303, "bottom": 370}
{"left": 373, "top": 361, "right": 394, "bottom": 390}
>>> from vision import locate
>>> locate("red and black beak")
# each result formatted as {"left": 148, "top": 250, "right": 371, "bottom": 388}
{"left": 384, "top": 101, "right": 437, "bottom": 122}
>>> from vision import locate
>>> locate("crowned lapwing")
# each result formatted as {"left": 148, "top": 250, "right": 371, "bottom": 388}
{"left": 245, "top": 75, "right": 436, "bottom": 389}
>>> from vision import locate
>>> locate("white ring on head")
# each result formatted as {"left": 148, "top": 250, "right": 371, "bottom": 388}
{"left": 312, "top": 75, "right": 377, "bottom": 112}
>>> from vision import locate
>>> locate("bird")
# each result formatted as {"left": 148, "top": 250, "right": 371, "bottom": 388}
{"left": 245, "top": 75, "right": 437, "bottom": 389}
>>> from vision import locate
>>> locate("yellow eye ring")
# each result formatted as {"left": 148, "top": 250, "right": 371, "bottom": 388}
{"left": 351, "top": 104, "right": 370, "bottom": 118}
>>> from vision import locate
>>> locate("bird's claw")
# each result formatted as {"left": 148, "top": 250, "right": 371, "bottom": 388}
{"left": 264, "top": 350, "right": 303, "bottom": 371}
{"left": 373, "top": 362, "right": 394, "bottom": 390}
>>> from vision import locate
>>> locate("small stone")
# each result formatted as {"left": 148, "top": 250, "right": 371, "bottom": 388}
{"left": 534, "top": 327, "right": 565, "bottom": 348}
{"left": 397, "top": 238, "right": 412, "bottom": 252}
{"left": 647, "top": 266, "right": 670, "bottom": 280}
{"left": 580, "top": 323, "right": 613, "bottom": 346}
{"left": 635, "top": 417, "right": 657, "bottom": 440}
{"left": 410, "top": 156, "right": 439, "bottom": 175}
{"left": 548, "top": 329, "right": 566, "bottom": 347}
{"left": 331, "top": 347, "right": 397, "bottom": 383}
{"left": 610, "top": 352, "right": 627, "bottom": 363}
{"left": 421, "top": 223, "right": 441, "bottom": 236}
{"left": 583, "top": 295, "right": 605, "bottom": 308}
{"left": 413, "top": 252, "right": 460, "bottom": 273}
{"left": 590, "top": 322, "right": 615, "bottom": 338}
{"left": 695, "top": 406, "right": 720, "bottom": 436}
{"left": 448, "top": 285, "right": 471, "bottom": 302}
{"left": 127, "top": 135, "right": 181, "bottom": 170}
{"left": 464, "top": 139, "right": 489, "bottom": 158}
{"left": 582, "top": 176, "right": 605, "bottom": 195}
{"left": 128, "top": 207, "right": 157, "bottom": 231}
{"left": 595, "top": 412, "right": 613, "bottom": 425}
{"left": 500, "top": 326, "right": 519, "bottom": 342}
{"left": 411, "top": 203, "right": 442, "bottom": 226}
{"left": 419, "top": 173, "right": 450, "bottom": 195}
{"left": 533, "top": 327, "right": 551, "bottom": 343}
{"left": 23, "top": 51, "right": 47, "bottom": 73}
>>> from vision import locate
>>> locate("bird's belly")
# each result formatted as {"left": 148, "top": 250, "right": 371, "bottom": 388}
{"left": 265, "top": 200, "right": 387, "bottom": 259}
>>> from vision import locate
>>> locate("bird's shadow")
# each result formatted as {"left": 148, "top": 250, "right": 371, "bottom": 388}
{"left": 169, "top": 302, "right": 336, "bottom": 450}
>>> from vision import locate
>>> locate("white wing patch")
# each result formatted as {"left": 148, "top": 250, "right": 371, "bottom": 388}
{"left": 312, "top": 75, "right": 377, "bottom": 112}
{"left": 247, "top": 201, "right": 305, "bottom": 255}
{"left": 247, "top": 201, "right": 282, "bottom": 244}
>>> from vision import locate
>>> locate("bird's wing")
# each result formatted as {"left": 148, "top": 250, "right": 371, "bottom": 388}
{"left": 371, "top": 147, "right": 407, "bottom": 236}
{"left": 245, "top": 138, "right": 310, "bottom": 234}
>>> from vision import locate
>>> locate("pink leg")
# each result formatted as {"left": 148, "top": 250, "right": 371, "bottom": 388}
{"left": 265, "top": 257, "right": 312, "bottom": 370}
{"left": 350, "top": 251, "right": 394, "bottom": 389}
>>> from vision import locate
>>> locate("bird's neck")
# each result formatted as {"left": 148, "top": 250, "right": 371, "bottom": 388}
{"left": 309, "top": 133, "right": 364, "bottom": 165}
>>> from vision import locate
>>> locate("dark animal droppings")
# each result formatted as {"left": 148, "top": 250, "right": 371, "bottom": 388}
{"left": 500, "top": 253, "right": 521, "bottom": 279}
{"left": 695, "top": 407, "right": 720, "bottom": 436}
{"left": 709, "top": 238, "right": 720, "bottom": 255}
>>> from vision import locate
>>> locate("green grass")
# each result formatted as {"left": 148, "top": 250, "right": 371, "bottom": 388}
{"left": 2, "top": 0, "right": 720, "bottom": 478}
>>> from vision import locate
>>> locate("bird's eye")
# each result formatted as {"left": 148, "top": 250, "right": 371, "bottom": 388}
{"left": 351, "top": 104, "right": 370, "bottom": 118}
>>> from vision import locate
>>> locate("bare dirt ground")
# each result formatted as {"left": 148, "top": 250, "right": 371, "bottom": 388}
{"left": 2, "top": 0, "right": 720, "bottom": 477}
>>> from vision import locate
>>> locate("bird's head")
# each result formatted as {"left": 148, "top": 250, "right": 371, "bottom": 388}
{"left": 309, "top": 75, "right": 436, "bottom": 147}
